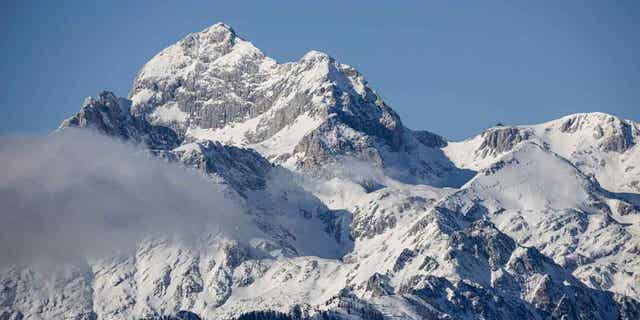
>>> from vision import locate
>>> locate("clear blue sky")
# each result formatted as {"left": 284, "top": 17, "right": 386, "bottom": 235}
{"left": 1, "top": 1, "right": 638, "bottom": 140}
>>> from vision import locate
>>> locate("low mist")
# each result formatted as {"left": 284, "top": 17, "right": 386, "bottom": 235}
{"left": 0, "top": 130, "right": 251, "bottom": 266}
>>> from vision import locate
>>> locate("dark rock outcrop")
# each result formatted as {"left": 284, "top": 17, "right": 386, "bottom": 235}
{"left": 59, "top": 91, "right": 180, "bottom": 150}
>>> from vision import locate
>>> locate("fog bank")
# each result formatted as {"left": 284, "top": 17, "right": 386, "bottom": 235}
{"left": 0, "top": 130, "right": 251, "bottom": 265}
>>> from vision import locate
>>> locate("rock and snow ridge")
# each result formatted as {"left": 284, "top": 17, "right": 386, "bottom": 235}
{"left": 128, "top": 23, "right": 471, "bottom": 188}
{"left": 2, "top": 22, "right": 640, "bottom": 319}
{"left": 444, "top": 112, "right": 640, "bottom": 194}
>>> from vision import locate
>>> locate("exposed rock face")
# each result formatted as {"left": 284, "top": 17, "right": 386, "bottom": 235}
{"left": 130, "top": 23, "right": 271, "bottom": 134}
{"left": 392, "top": 248, "right": 417, "bottom": 272}
{"left": 601, "top": 121, "right": 635, "bottom": 153}
{"left": 448, "top": 219, "right": 516, "bottom": 271}
{"left": 392, "top": 218, "right": 638, "bottom": 320}
{"left": 291, "top": 119, "right": 386, "bottom": 172}
{"left": 411, "top": 129, "right": 448, "bottom": 148}
{"left": 350, "top": 187, "right": 436, "bottom": 240}
{"left": 129, "top": 23, "right": 400, "bottom": 144}
{"left": 364, "top": 273, "right": 393, "bottom": 297}
{"left": 477, "top": 127, "right": 530, "bottom": 157}
{"left": 60, "top": 92, "right": 272, "bottom": 195}
{"left": 440, "top": 142, "right": 640, "bottom": 299}
{"left": 559, "top": 113, "right": 637, "bottom": 152}
{"left": 60, "top": 91, "right": 180, "bottom": 150}
{"left": 172, "top": 141, "right": 273, "bottom": 195}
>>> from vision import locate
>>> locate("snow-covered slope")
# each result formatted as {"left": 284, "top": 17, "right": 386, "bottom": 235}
{"left": 3, "top": 22, "right": 640, "bottom": 320}
{"left": 445, "top": 112, "right": 640, "bottom": 193}
{"left": 441, "top": 142, "right": 640, "bottom": 297}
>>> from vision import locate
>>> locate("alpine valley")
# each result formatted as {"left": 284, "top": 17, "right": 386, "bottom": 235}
{"left": 2, "top": 23, "right": 640, "bottom": 320}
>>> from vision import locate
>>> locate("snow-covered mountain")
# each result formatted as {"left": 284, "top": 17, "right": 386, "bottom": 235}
{"left": 2, "top": 23, "right": 640, "bottom": 320}
{"left": 444, "top": 112, "right": 640, "bottom": 193}
{"left": 441, "top": 142, "right": 640, "bottom": 297}
{"left": 128, "top": 23, "right": 471, "bottom": 188}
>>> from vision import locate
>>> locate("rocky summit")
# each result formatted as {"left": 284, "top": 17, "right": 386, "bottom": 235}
{"left": 2, "top": 23, "right": 640, "bottom": 320}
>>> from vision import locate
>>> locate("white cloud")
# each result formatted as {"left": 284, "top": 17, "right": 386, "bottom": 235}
{"left": 0, "top": 129, "right": 253, "bottom": 266}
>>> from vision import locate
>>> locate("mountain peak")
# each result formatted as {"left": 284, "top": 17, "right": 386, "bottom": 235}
{"left": 555, "top": 112, "right": 633, "bottom": 132}
{"left": 200, "top": 22, "right": 238, "bottom": 43}
{"left": 123, "top": 24, "right": 475, "bottom": 186}
{"left": 206, "top": 22, "right": 235, "bottom": 34}
{"left": 560, "top": 111, "right": 619, "bottom": 120}
{"left": 301, "top": 50, "right": 331, "bottom": 62}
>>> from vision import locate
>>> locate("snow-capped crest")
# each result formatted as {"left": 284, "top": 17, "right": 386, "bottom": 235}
{"left": 205, "top": 22, "right": 236, "bottom": 36}
{"left": 478, "top": 112, "right": 638, "bottom": 152}
{"left": 445, "top": 111, "right": 640, "bottom": 193}
{"left": 189, "top": 22, "right": 240, "bottom": 49}
{"left": 554, "top": 112, "right": 637, "bottom": 150}
{"left": 301, "top": 50, "right": 331, "bottom": 62}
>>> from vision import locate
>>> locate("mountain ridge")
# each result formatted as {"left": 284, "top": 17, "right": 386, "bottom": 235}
{"left": 3, "top": 22, "right": 640, "bottom": 320}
